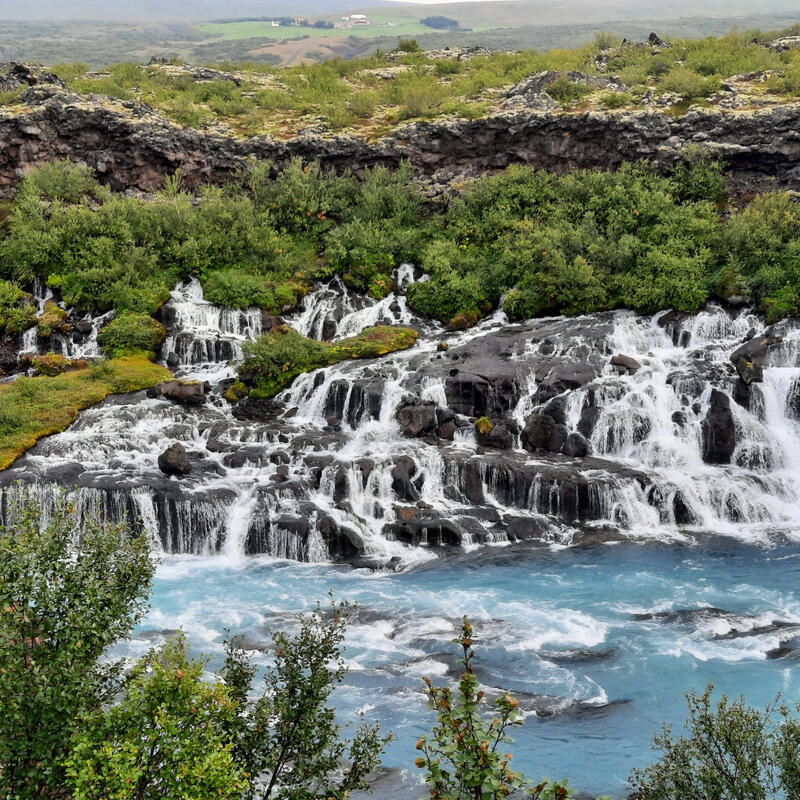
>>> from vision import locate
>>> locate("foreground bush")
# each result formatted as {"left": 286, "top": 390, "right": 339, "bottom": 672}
{"left": 416, "top": 618, "right": 567, "bottom": 800}
{"left": 66, "top": 636, "right": 246, "bottom": 800}
{"left": 630, "top": 685, "right": 800, "bottom": 800}
{"left": 221, "top": 597, "right": 391, "bottom": 800}
{"left": 0, "top": 498, "right": 154, "bottom": 798}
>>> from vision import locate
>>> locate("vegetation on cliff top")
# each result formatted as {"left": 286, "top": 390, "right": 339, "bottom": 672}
{"left": 240, "top": 325, "right": 418, "bottom": 399}
{"left": 4, "top": 156, "right": 800, "bottom": 343}
{"left": 0, "top": 356, "right": 170, "bottom": 469}
{"left": 19, "top": 24, "right": 800, "bottom": 137}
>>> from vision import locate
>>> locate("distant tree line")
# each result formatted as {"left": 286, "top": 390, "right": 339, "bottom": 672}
{"left": 420, "top": 15, "right": 461, "bottom": 30}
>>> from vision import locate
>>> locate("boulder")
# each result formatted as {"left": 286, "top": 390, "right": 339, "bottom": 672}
{"left": 561, "top": 432, "right": 591, "bottom": 458}
{"left": 541, "top": 395, "right": 568, "bottom": 425}
{"left": 611, "top": 354, "right": 642, "bottom": 374}
{"left": 730, "top": 330, "right": 783, "bottom": 383}
{"left": 158, "top": 443, "right": 191, "bottom": 476}
{"left": 148, "top": 379, "right": 206, "bottom": 406}
{"left": 391, "top": 456, "right": 419, "bottom": 501}
{"left": 577, "top": 405, "right": 601, "bottom": 438}
{"left": 521, "top": 413, "right": 568, "bottom": 453}
{"left": 475, "top": 417, "right": 516, "bottom": 450}
{"left": 701, "top": 389, "right": 736, "bottom": 464}
{"left": 396, "top": 399, "right": 437, "bottom": 438}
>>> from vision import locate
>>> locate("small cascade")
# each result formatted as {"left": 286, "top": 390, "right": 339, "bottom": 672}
{"left": 160, "top": 279, "right": 263, "bottom": 378}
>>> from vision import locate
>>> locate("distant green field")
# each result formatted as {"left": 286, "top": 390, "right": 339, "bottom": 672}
{"left": 197, "top": 15, "right": 445, "bottom": 41}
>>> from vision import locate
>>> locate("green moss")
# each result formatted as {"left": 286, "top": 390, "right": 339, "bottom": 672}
{"left": 97, "top": 313, "right": 166, "bottom": 357}
{"left": 223, "top": 381, "right": 250, "bottom": 403}
{"left": 37, "top": 301, "right": 69, "bottom": 338}
{"left": 240, "top": 325, "right": 418, "bottom": 399}
{"left": 475, "top": 417, "right": 493, "bottom": 435}
{"left": 0, "top": 356, "right": 171, "bottom": 470}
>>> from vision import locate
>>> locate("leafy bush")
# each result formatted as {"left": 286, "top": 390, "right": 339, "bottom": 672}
{"left": 97, "top": 312, "right": 166, "bottom": 357}
{"left": 21, "top": 160, "right": 102, "bottom": 203}
{"left": 629, "top": 685, "right": 800, "bottom": 800}
{"left": 220, "top": 597, "right": 391, "bottom": 799}
{"left": 660, "top": 67, "right": 721, "bottom": 101}
{"left": 0, "top": 278, "right": 35, "bottom": 334}
{"left": 202, "top": 269, "right": 276, "bottom": 309}
{"left": 397, "top": 39, "right": 421, "bottom": 53}
{"left": 545, "top": 77, "right": 592, "bottom": 106}
{"left": 416, "top": 618, "right": 567, "bottom": 800}
{"left": 66, "top": 636, "right": 246, "bottom": 800}
{"left": 240, "top": 325, "right": 417, "bottom": 398}
{"left": 0, "top": 497, "right": 154, "bottom": 798}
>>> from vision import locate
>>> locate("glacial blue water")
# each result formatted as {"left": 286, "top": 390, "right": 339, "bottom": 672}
{"left": 139, "top": 538, "right": 800, "bottom": 797}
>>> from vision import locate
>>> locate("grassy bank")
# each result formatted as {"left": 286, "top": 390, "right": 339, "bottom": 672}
{"left": 239, "top": 325, "right": 418, "bottom": 399}
{"left": 0, "top": 356, "right": 170, "bottom": 469}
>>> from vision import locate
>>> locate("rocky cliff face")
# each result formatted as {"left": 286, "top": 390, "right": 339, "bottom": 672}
{"left": 2, "top": 76, "right": 800, "bottom": 196}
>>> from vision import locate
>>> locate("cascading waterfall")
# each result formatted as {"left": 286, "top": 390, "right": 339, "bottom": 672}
{"left": 6, "top": 269, "right": 800, "bottom": 565}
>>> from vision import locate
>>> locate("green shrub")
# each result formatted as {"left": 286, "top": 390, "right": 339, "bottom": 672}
{"left": 397, "top": 39, "right": 420, "bottom": 53}
{"left": 660, "top": 67, "right": 721, "bottom": 101}
{"left": 0, "top": 279, "right": 35, "bottom": 335}
{"left": 220, "top": 598, "right": 391, "bottom": 800}
{"left": 240, "top": 325, "right": 417, "bottom": 398}
{"left": 66, "top": 636, "right": 246, "bottom": 800}
{"left": 0, "top": 497, "right": 153, "bottom": 798}
{"left": 21, "top": 161, "right": 101, "bottom": 203}
{"left": 600, "top": 91, "right": 634, "bottom": 109}
{"left": 97, "top": 312, "right": 166, "bottom": 357}
{"left": 629, "top": 685, "right": 800, "bottom": 800}
{"left": 545, "top": 77, "right": 593, "bottom": 106}
{"left": 416, "top": 618, "right": 567, "bottom": 800}
{"left": 202, "top": 269, "right": 276, "bottom": 309}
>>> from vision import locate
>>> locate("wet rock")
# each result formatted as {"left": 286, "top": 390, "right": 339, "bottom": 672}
{"left": 391, "top": 456, "right": 419, "bottom": 501}
{"left": 732, "top": 378, "right": 751, "bottom": 410}
{"left": 396, "top": 398, "right": 437, "bottom": 438}
{"left": 577, "top": 405, "right": 601, "bottom": 438}
{"left": 730, "top": 330, "right": 784, "bottom": 383}
{"left": 561, "top": 432, "right": 591, "bottom": 458}
{"left": 541, "top": 395, "right": 567, "bottom": 425}
{"left": 521, "top": 414, "right": 568, "bottom": 453}
{"left": 158, "top": 443, "right": 191, "bottom": 476}
{"left": 475, "top": 417, "right": 516, "bottom": 450}
{"left": 701, "top": 389, "right": 736, "bottom": 464}
{"left": 611, "top": 354, "right": 641, "bottom": 374}
{"left": 148, "top": 379, "right": 206, "bottom": 406}
{"left": 437, "top": 341, "right": 448, "bottom": 352}
{"left": 671, "top": 410, "right": 688, "bottom": 426}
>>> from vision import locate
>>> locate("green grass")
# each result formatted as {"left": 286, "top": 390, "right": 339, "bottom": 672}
{"left": 0, "top": 356, "right": 171, "bottom": 469}
{"left": 197, "top": 16, "right": 456, "bottom": 41}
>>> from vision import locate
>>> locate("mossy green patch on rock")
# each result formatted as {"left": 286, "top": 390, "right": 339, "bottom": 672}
{"left": 0, "top": 356, "right": 171, "bottom": 470}
{"left": 240, "top": 325, "right": 418, "bottom": 400}
{"left": 37, "top": 301, "right": 69, "bottom": 338}
{"left": 97, "top": 313, "right": 166, "bottom": 358}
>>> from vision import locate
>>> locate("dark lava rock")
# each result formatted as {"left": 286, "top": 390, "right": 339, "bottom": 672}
{"left": 671, "top": 410, "right": 688, "bottom": 426}
{"left": 541, "top": 395, "right": 567, "bottom": 425}
{"left": 396, "top": 398, "right": 437, "bottom": 437}
{"left": 158, "top": 443, "right": 191, "bottom": 476}
{"left": 611, "top": 354, "right": 642, "bottom": 374}
{"left": 732, "top": 377, "right": 751, "bottom": 410}
{"left": 577, "top": 405, "right": 601, "bottom": 438}
{"left": 476, "top": 417, "right": 516, "bottom": 450}
{"left": 148, "top": 379, "right": 206, "bottom": 406}
{"left": 730, "top": 330, "right": 784, "bottom": 383}
{"left": 701, "top": 388, "right": 736, "bottom": 464}
{"left": 521, "top": 413, "right": 568, "bottom": 453}
{"left": 391, "top": 456, "right": 419, "bottom": 501}
{"left": 561, "top": 431, "right": 591, "bottom": 458}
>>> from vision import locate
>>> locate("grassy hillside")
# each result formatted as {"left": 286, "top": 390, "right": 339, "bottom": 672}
{"left": 22, "top": 23, "right": 800, "bottom": 139}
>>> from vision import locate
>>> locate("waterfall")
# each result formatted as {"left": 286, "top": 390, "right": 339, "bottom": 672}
{"left": 6, "top": 269, "right": 800, "bottom": 565}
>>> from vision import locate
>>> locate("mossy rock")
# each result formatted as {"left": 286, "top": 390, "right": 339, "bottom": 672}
{"left": 37, "top": 301, "right": 69, "bottom": 338}
{"left": 97, "top": 312, "right": 166, "bottom": 357}
{"left": 240, "top": 325, "right": 418, "bottom": 400}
